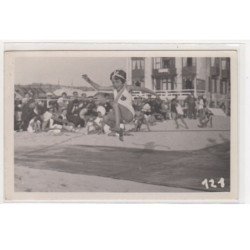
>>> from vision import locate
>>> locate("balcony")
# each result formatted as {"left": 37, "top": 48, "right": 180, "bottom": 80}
{"left": 182, "top": 66, "right": 196, "bottom": 78}
{"left": 210, "top": 66, "right": 220, "bottom": 77}
{"left": 152, "top": 68, "right": 177, "bottom": 78}
{"left": 164, "top": 89, "right": 206, "bottom": 100}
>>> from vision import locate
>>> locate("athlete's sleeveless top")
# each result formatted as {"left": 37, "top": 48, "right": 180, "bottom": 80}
{"left": 114, "top": 85, "right": 135, "bottom": 116}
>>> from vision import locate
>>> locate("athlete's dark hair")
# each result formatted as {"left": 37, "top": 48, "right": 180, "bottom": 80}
{"left": 110, "top": 69, "right": 126, "bottom": 84}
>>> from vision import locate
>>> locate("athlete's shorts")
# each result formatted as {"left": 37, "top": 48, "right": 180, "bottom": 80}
{"left": 105, "top": 104, "right": 134, "bottom": 127}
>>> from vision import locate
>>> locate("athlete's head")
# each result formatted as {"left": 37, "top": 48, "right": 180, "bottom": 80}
{"left": 110, "top": 69, "right": 126, "bottom": 90}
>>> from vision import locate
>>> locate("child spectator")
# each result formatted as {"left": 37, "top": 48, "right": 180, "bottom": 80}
{"left": 133, "top": 110, "right": 151, "bottom": 132}
{"left": 94, "top": 110, "right": 105, "bottom": 134}
{"left": 198, "top": 106, "right": 213, "bottom": 128}
{"left": 27, "top": 117, "right": 41, "bottom": 133}
{"left": 85, "top": 116, "right": 97, "bottom": 135}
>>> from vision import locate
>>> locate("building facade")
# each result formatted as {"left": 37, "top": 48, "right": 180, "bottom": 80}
{"left": 129, "top": 57, "right": 230, "bottom": 111}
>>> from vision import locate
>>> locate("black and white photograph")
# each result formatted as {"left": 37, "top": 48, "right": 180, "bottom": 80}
{"left": 4, "top": 49, "right": 238, "bottom": 201}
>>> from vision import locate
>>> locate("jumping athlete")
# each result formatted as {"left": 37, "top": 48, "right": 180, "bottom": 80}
{"left": 103, "top": 69, "right": 157, "bottom": 141}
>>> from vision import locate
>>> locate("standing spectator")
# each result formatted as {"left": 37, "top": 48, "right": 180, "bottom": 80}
{"left": 14, "top": 98, "right": 23, "bottom": 131}
{"left": 21, "top": 94, "right": 36, "bottom": 131}
{"left": 154, "top": 96, "right": 162, "bottom": 114}
{"left": 57, "top": 92, "right": 68, "bottom": 112}
{"left": 142, "top": 101, "right": 155, "bottom": 126}
{"left": 197, "top": 96, "right": 204, "bottom": 118}
{"left": 160, "top": 100, "right": 169, "bottom": 120}
{"left": 170, "top": 95, "right": 178, "bottom": 120}
{"left": 185, "top": 94, "right": 196, "bottom": 119}
{"left": 72, "top": 91, "right": 79, "bottom": 100}
{"left": 175, "top": 101, "right": 189, "bottom": 129}
{"left": 171, "top": 95, "right": 188, "bottom": 129}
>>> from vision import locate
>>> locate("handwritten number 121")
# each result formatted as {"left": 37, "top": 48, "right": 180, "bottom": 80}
{"left": 201, "top": 178, "right": 225, "bottom": 189}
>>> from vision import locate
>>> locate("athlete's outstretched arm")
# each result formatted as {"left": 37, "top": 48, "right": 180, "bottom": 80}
{"left": 127, "top": 85, "right": 158, "bottom": 96}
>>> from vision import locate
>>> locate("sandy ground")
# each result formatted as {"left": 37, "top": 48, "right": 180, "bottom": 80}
{"left": 14, "top": 117, "right": 230, "bottom": 192}
{"left": 15, "top": 166, "right": 191, "bottom": 192}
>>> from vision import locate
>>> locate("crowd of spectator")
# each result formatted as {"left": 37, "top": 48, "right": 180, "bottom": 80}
{"left": 14, "top": 90, "right": 223, "bottom": 134}
{"left": 14, "top": 90, "right": 112, "bottom": 133}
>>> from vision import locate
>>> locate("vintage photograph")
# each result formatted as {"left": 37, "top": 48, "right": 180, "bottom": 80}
{"left": 4, "top": 49, "right": 238, "bottom": 201}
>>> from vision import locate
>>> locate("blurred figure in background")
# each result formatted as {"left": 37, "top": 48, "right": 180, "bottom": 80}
{"left": 198, "top": 105, "right": 213, "bottom": 128}
{"left": 21, "top": 93, "right": 36, "bottom": 131}
{"left": 14, "top": 95, "right": 23, "bottom": 131}
{"left": 185, "top": 94, "right": 196, "bottom": 119}
{"left": 197, "top": 96, "right": 204, "bottom": 118}
{"left": 160, "top": 100, "right": 169, "bottom": 121}
{"left": 57, "top": 92, "right": 69, "bottom": 112}
{"left": 175, "top": 100, "right": 189, "bottom": 129}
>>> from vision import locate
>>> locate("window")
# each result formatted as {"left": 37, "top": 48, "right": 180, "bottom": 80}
{"left": 220, "top": 81, "right": 224, "bottom": 94}
{"left": 209, "top": 78, "right": 212, "bottom": 92}
{"left": 187, "top": 58, "right": 193, "bottom": 67}
{"left": 132, "top": 60, "right": 137, "bottom": 70}
{"left": 161, "top": 79, "right": 167, "bottom": 90}
{"left": 168, "top": 79, "right": 173, "bottom": 90}
{"left": 154, "top": 58, "right": 161, "bottom": 69}
{"left": 132, "top": 58, "right": 144, "bottom": 70}
{"left": 215, "top": 58, "right": 220, "bottom": 68}
{"left": 221, "top": 59, "right": 227, "bottom": 70}
{"left": 213, "top": 79, "right": 217, "bottom": 93}
{"left": 155, "top": 79, "right": 161, "bottom": 90}
{"left": 211, "top": 58, "right": 215, "bottom": 67}
{"left": 182, "top": 58, "right": 187, "bottom": 66}
{"left": 162, "top": 58, "right": 171, "bottom": 68}
{"left": 140, "top": 59, "right": 145, "bottom": 69}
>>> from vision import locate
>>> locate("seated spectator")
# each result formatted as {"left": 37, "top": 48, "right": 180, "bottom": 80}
{"left": 27, "top": 116, "right": 41, "bottom": 133}
{"left": 93, "top": 109, "right": 105, "bottom": 134}
{"left": 86, "top": 97, "right": 97, "bottom": 113}
{"left": 67, "top": 99, "right": 85, "bottom": 127}
{"left": 58, "top": 108, "right": 68, "bottom": 124}
{"left": 104, "top": 100, "right": 112, "bottom": 113}
{"left": 79, "top": 98, "right": 98, "bottom": 124}
{"left": 40, "top": 106, "right": 54, "bottom": 130}
{"left": 50, "top": 108, "right": 77, "bottom": 132}
{"left": 86, "top": 116, "right": 98, "bottom": 135}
